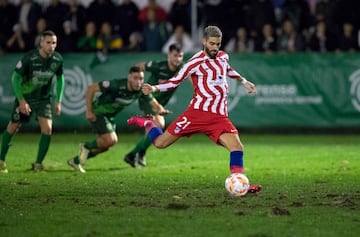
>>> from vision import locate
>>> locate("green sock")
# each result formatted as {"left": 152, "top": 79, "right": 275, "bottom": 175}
{"left": 73, "top": 155, "right": 80, "bottom": 164}
{"left": 74, "top": 141, "right": 97, "bottom": 164}
{"left": 129, "top": 136, "right": 152, "bottom": 155}
{"left": 139, "top": 136, "right": 152, "bottom": 153}
{"left": 35, "top": 134, "right": 51, "bottom": 164}
{"left": 85, "top": 140, "right": 98, "bottom": 149}
{"left": 0, "top": 131, "right": 14, "bottom": 161}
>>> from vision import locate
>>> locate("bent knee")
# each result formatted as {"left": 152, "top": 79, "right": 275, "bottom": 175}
{"left": 99, "top": 138, "right": 117, "bottom": 149}
{"left": 107, "top": 138, "right": 117, "bottom": 147}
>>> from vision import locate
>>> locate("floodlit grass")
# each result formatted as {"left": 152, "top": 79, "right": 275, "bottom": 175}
{"left": 0, "top": 133, "right": 359, "bottom": 237}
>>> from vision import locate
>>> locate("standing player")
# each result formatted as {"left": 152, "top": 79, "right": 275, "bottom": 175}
{"left": 0, "top": 30, "right": 65, "bottom": 173}
{"left": 127, "top": 26, "right": 261, "bottom": 193}
{"left": 123, "top": 43, "right": 184, "bottom": 168}
{"left": 67, "top": 66, "right": 169, "bottom": 173}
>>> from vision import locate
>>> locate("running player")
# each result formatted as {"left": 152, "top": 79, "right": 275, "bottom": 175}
{"left": 0, "top": 30, "right": 65, "bottom": 173}
{"left": 127, "top": 26, "right": 261, "bottom": 193}
{"left": 124, "top": 43, "right": 184, "bottom": 168}
{"left": 67, "top": 66, "right": 169, "bottom": 173}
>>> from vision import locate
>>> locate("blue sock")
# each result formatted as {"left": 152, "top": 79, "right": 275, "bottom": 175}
{"left": 230, "top": 151, "right": 244, "bottom": 173}
{"left": 148, "top": 127, "right": 163, "bottom": 143}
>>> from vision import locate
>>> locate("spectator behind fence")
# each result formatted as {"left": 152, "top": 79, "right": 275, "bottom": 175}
{"left": 138, "top": 0, "right": 168, "bottom": 24}
{"left": 113, "top": 0, "right": 141, "bottom": 48}
{"left": 5, "top": 24, "right": 31, "bottom": 53}
{"left": 336, "top": 22, "right": 359, "bottom": 52}
{"left": 162, "top": 24, "right": 194, "bottom": 54}
{"left": 307, "top": 20, "right": 337, "bottom": 52}
{"left": 96, "top": 22, "right": 123, "bottom": 54}
{"left": 123, "top": 32, "right": 143, "bottom": 52}
{"left": 278, "top": 18, "right": 305, "bottom": 52}
{"left": 225, "top": 27, "right": 254, "bottom": 54}
{"left": 254, "top": 23, "right": 277, "bottom": 53}
{"left": 77, "top": 21, "right": 97, "bottom": 52}
{"left": 65, "top": 0, "right": 87, "bottom": 37}
{"left": 142, "top": 8, "right": 169, "bottom": 52}
{"left": 333, "top": 0, "right": 360, "bottom": 33}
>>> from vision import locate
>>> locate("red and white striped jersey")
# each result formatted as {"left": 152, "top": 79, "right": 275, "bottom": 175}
{"left": 158, "top": 50, "right": 243, "bottom": 115}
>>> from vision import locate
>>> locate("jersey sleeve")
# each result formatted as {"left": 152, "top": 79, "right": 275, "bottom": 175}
{"left": 227, "top": 64, "right": 242, "bottom": 80}
{"left": 224, "top": 52, "right": 242, "bottom": 80}
{"left": 13, "top": 53, "right": 30, "bottom": 76}
{"left": 157, "top": 57, "right": 197, "bottom": 92}
{"left": 56, "top": 75, "right": 65, "bottom": 102}
{"left": 11, "top": 71, "right": 24, "bottom": 100}
{"left": 11, "top": 53, "right": 31, "bottom": 100}
{"left": 55, "top": 54, "right": 64, "bottom": 76}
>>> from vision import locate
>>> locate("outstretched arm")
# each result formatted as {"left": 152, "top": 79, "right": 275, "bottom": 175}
{"left": 240, "top": 77, "right": 256, "bottom": 94}
{"left": 85, "top": 83, "right": 100, "bottom": 121}
{"left": 227, "top": 64, "right": 256, "bottom": 94}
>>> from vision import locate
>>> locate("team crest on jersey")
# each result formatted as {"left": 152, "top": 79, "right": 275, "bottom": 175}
{"left": 50, "top": 63, "right": 58, "bottom": 70}
{"left": 102, "top": 81, "right": 110, "bottom": 88}
{"left": 16, "top": 60, "right": 22, "bottom": 69}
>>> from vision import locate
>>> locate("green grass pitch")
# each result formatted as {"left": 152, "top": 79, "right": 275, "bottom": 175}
{"left": 0, "top": 133, "right": 359, "bottom": 237}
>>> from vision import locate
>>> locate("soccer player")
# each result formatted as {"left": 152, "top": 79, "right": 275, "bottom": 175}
{"left": 0, "top": 30, "right": 65, "bottom": 173}
{"left": 124, "top": 43, "right": 184, "bottom": 168}
{"left": 128, "top": 26, "right": 261, "bottom": 193}
{"left": 67, "top": 66, "right": 169, "bottom": 173}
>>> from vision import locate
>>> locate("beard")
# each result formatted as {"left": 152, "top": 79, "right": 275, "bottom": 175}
{"left": 205, "top": 47, "right": 218, "bottom": 59}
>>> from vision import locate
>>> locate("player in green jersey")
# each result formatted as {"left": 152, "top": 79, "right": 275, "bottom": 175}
{"left": 0, "top": 30, "right": 65, "bottom": 173}
{"left": 123, "top": 43, "right": 184, "bottom": 168}
{"left": 67, "top": 66, "right": 169, "bottom": 173}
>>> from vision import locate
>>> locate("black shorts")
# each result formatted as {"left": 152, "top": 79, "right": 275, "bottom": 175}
{"left": 90, "top": 115, "right": 116, "bottom": 135}
{"left": 10, "top": 99, "right": 52, "bottom": 123}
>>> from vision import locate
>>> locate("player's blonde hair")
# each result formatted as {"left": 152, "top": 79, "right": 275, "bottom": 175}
{"left": 203, "top": 26, "right": 222, "bottom": 39}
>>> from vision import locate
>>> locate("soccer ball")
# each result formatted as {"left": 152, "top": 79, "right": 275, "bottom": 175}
{"left": 225, "top": 173, "right": 250, "bottom": 196}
